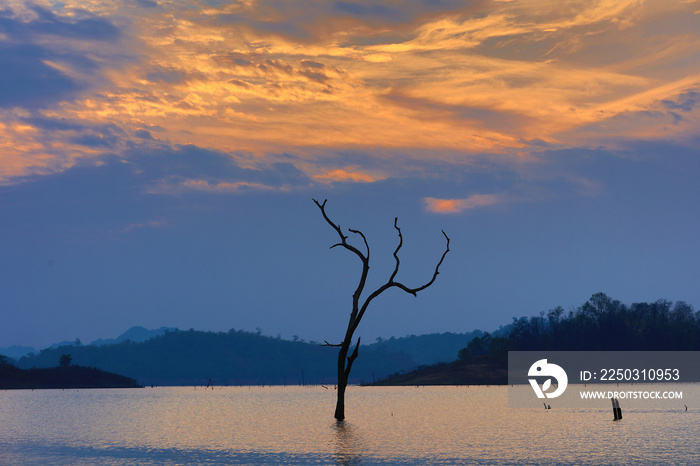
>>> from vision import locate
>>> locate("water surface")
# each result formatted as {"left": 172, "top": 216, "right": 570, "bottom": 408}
{"left": 1, "top": 385, "right": 697, "bottom": 464}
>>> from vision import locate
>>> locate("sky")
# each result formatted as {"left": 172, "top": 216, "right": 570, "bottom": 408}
{"left": 1, "top": 0, "right": 699, "bottom": 349}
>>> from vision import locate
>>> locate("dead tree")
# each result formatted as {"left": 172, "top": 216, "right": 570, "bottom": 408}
{"left": 313, "top": 199, "right": 450, "bottom": 420}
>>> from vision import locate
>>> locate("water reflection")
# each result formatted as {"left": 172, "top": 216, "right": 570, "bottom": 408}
{"left": 331, "top": 420, "right": 364, "bottom": 465}
{"left": 1, "top": 385, "right": 699, "bottom": 465}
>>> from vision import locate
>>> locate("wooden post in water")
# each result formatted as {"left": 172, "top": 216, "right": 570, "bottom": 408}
{"left": 612, "top": 398, "right": 622, "bottom": 421}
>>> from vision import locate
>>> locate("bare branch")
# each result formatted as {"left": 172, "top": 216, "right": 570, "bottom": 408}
{"left": 313, "top": 198, "right": 366, "bottom": 262}
{"left": 348, "top": 228, "right": 370, "bottom": 259}
{"left": 323, "top": 340, "right": 343, "bottom": 347}
{"left": 389, "top": 218, "right": 402, "bottom": 283}
{"left": 352, "top": 227, "right": 450, "bottom": 332}
{"left": 314, "top": 198, "right": 371, "bottom": 326}
{"left": 399, "top": 229, "right": 450, "bottom": 294}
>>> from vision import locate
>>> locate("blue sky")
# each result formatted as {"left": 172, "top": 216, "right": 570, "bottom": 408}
{"left": 1, "top": 0, "right": 699, "bottom": 348}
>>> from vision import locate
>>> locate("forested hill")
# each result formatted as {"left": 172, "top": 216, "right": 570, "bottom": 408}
{"left": 373, "top": 293, "right": 699, "bottom": 385}
{"left": 452, "top": 293, "right": 699, "bottom": 359}
{"left": 0, "top": 356, "right": 140, "bottom": 389}
{"left": 508, "top": 293, "right": 699, "bottom": 351}
{"left": 13, "top": 329, "right": 479, "bottom": 386}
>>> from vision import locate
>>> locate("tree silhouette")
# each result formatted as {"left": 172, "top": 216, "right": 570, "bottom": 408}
{"left": 498, "top": 292, "right": 700, "bottom": 352}
{"left": 313, "top": 199, "right": 450, "bottom": 420}
{"left": 59, "top": 354, "right": 72, "bottom": 367}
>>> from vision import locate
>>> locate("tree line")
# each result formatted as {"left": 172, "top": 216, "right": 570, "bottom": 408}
{"left": 459, "top": 292, "right": 698, "bottom": 360}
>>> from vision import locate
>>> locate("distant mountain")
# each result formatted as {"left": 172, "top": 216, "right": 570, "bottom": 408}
{"left": 89, "top": 326, "right": 177, "bottom": 346}
{"left": 0, "top": 326, "right": 178, "bottom": 360}
{"left": 15, "top": 328, "right": 482, "bottom": 386}
{"left": 13, "top": 329, "right": 379, "bottom": 386}
{"left": 0, "top": 345, "right": 36, "bottom": 360}
{"left": 364, "top": 330, "right": 485, "bottom": 366}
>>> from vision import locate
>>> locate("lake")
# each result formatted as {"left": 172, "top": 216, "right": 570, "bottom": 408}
{"left": 1, "top": 385, "right": 698, "bottom": 465}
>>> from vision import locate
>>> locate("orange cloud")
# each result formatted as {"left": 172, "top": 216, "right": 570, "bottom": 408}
{"left": 424, "top": 194, "right": 505, "bottom": 213}
{"left": 313, "top": 168, "right": 384, "bottom": 183}
{"left": 146, "top": 179, "right": 278, "bottom": 195}
{"left": 2, "top": 0, "right": 699, "bottom": 185}
{"left": 182, "top": 179, "right": 276, "bottom": 193}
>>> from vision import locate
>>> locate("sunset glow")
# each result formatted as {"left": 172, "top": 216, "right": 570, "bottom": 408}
{"left": 2, "top": 0, "right": 699, "bottom": 349}
{"left": 2, "top": 0, "right": 698, "bottom": 190}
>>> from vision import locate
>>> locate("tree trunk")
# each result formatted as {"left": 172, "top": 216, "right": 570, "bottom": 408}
{"left": 335, "top": 344, "right": 349, "bottom": 420}
{"left": 335, "top": 381, "right": 347, "bottom": 420}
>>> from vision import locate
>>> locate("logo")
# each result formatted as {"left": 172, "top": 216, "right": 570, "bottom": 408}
{"left": 528, "top": 359, "right": 568, "bottom": 398}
